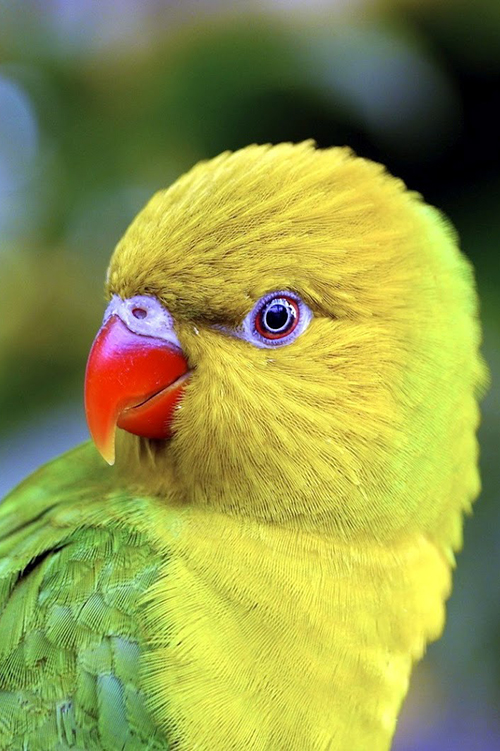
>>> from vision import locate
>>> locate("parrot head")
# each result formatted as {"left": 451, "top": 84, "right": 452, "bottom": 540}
{"left": 85, "top": 142, "right": 486, "bottom": 545}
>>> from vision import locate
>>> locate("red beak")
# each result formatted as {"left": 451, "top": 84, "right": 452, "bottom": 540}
{"left": 85, "top": 315, "right": 190, "bottom": 464}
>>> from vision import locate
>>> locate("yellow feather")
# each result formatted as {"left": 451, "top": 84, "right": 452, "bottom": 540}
{"left": 138, "top": 507, "right": 451, "bottom": 751}
{"left": 102, "top": 141, "right": 487, "bottom": 748}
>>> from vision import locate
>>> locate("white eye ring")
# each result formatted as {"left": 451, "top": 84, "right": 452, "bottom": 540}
{"left": 234, "top": 290, "right": 313, "bottom": 348}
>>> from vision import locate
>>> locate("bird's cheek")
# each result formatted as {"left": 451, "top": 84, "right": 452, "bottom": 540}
{"left": 84, "top": 316, "right": 190, "bottom": 465}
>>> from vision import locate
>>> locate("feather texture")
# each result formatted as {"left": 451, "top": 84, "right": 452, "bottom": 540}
{"left": 0, "top": 445, "right": 168, "bottom": 750}
{"left": 0, "top": 142, "right": 487, "bottom": 749}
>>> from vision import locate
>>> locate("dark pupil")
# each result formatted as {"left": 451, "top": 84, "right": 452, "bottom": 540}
{"left": 265, "top": 303, "right": 290, "bottom": 331}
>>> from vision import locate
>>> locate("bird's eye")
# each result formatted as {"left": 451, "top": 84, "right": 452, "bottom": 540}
{"left": 234, "top": 290, "right": 312, "bottom": 348}
{"left": 255, "top": 296, "right": 299, "bottom": 340}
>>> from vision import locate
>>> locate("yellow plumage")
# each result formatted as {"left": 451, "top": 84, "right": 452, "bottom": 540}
{"left": 110, "top": 142, "right": 484, "bottom": 542}
{"left": 103, "top": 142, "right": 487, "bottom": 748}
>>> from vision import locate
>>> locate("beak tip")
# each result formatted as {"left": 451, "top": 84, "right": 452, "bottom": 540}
{"left": 100, "top": 440, "right": 116, "bottom": 466}
{"left": 104, "top": 452, "right": 115, "bottom": 467}
{"left": 89, "top": 428, "right": 116, "bottom": 466}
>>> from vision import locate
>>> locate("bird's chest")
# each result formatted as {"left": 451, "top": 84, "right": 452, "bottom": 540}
{"left": 141, "top": 510, "right": 451, "bottom": 751}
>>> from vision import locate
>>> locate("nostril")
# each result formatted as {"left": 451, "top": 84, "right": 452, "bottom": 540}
{"left": 132, "top": 307, "right": 147, "bottom": 320}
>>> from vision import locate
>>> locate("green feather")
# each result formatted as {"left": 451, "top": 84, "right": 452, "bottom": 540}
{"left": 0, "top": 444, "right": 169, "bottom": 750}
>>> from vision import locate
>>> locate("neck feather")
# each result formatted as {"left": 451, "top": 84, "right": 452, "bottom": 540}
{"left": 139, "top": 507, "right": 451, "bottom": 750}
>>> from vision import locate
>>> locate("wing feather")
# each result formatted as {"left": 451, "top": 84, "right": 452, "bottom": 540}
{"left": 0, "top": 444, "right": 169, "bottom": 750}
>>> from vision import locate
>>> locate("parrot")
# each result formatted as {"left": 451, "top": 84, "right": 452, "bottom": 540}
{"left": 0, "top": 142, "right": 487, "bottom": 751}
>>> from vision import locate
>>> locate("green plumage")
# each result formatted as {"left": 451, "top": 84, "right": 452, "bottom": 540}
{"left": 0, "top": 445, "right": 168, "bottom": 750}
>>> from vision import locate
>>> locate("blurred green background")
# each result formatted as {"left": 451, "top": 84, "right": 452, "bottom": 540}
{"left": 0, "top": 1, "right": 498, "bottom": 748}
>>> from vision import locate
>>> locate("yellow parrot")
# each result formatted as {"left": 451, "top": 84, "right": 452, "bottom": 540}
{"left": 0, "top": 142, "right": 487, "bottom": 750}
